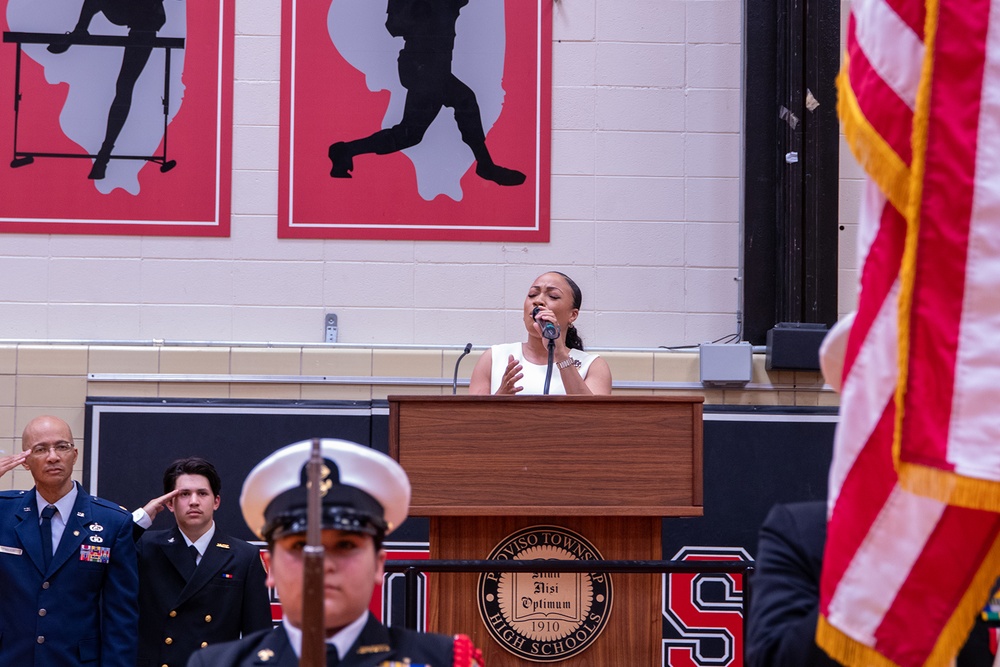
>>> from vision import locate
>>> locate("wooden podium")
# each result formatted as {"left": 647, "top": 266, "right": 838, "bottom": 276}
{"left": 388, "top": 396, "right": 703, "bottom": 666}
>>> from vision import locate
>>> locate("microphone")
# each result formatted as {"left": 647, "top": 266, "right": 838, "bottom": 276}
{"left": 531, "top": 306, "right": 560, "bottom": 340}
{"left": 452, "top": 343, "right": 473, "bottom": 395}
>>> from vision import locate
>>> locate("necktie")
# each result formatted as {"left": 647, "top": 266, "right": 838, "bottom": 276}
{"left": 40, "top": 504, "right": 56, "bottom": 570}
{"left": 326, "top": 643, "right": 340, "bottom": 666}
{"left": 189, "top": 544, "right": 200, "bottom": 570}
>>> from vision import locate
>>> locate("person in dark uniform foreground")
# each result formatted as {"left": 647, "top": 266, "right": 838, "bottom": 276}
{"left": 186, "top": 438, "right": 484, "bottom": 667}
{"left": 133, "top": 457, "right": 272, "bottom": 667}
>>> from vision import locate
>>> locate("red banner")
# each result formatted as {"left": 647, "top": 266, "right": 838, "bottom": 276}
{"left": 278, "top": 0, "right": 550, "bottom": 241}
{"left": 0, "top": 0, "right": 233, "bottom": 236}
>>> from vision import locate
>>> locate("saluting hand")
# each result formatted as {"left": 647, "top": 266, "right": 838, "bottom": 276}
{"left": 142, "top": 488, "right": 181, "bottom": 522}
{"left": 0, "top": 450, "right": 29, "bottom": 480}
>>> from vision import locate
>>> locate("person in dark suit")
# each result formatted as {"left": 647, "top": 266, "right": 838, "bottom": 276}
{"left": 133, "top": 457, "right": 272, "bottom": 667}
{"left": 187, "top": 438, "right": 483, "bottom": 667}
{"left": 0, "top": 415, "right": 139, "bottom": 667}
{"left": 746, "top": 501, "right": 994, "bottom": 667}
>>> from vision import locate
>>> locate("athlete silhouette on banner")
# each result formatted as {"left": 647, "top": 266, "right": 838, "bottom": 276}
{"left": 328, "top": 0, "right": 525, "bottom": 187}
{"left": 47, "top": 0, "right": 167, "bottom": 180}
{"left": 5, "top": 0, "right": 186, "bottom": 195}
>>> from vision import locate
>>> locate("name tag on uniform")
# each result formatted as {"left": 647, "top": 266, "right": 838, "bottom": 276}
{"left": 0, "top": 545, "right": 23, "bottom": 556}
{"left": 359, "top": 645, "right": 391, "bottom": 655}
{"left": 80, "top": 545, "right": 111, "bottom": 563}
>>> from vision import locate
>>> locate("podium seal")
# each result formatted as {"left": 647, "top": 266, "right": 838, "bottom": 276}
{"left": 477, "top": 525, "right": 613, "bottom": 662}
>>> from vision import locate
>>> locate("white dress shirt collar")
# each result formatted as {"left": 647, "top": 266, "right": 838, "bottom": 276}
{"left": 283, "top": 610, "right": 370, "bottom": 661}
{"left": 34, "top": 482, "right": 78, "bottom": 524}
{"left": 180, "top": 522, "right": 216, "bottom": 563}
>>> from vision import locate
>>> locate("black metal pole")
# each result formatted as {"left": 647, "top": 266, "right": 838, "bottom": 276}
{"left": 404, "top": 566, "right": 419, "bottom": 631}
{"left": 542, "top": 338, "right": 554, "bottom": 394}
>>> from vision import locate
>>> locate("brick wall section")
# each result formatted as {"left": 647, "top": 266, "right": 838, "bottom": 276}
{"left": 0, "top": 1, "right": 858, "bottom": 347}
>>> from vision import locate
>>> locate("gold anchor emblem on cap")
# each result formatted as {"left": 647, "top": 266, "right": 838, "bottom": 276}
{"left": 306, "top": 463, "right": 333, "bottom": 497}
{"left": 256, "top": 648, "right": 275, "bottom": 661}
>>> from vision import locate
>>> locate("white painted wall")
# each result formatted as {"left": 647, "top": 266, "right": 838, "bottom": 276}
{"left": 0, "top": 0, "right": 858, "bottom": 348}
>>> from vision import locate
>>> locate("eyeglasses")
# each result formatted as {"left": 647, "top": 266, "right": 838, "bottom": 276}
{"left": 28, "top": 442, "right": 75, "bottom": 457}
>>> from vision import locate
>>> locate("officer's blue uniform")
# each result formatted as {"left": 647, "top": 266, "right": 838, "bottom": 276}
{"left": 0, "top": 482, "right": 139, "bottom": 667}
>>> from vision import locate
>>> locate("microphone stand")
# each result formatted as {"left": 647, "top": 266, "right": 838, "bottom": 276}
{"left": 542, "top": 338, "right": 555, "bottom": 395}
{"left": 452, "top": 343, "right": 473, "bottom": 395}
{"left": 532, "top": 306, "right": 558, "bottom": 395}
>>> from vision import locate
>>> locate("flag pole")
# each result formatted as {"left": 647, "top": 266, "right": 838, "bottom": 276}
{"left": 300, "top": 437, "right": 325, "bottom": 667}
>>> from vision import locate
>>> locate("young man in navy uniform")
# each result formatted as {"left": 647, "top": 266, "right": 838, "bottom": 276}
{"left": 187, "top": 438, "right": 483, "bottom": 667}
{"left": 0, "top": 415, "right": 139, "bottom": 667}
{"left": 133, "top": 457, "right": 272, "bottom": 667}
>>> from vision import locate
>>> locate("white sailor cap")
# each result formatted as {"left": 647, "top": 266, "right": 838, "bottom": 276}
{"left": 240, "top": 439, "right": 410, "bottom": 542}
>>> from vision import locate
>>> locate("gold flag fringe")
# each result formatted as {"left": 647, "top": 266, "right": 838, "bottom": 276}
{"left": 816, "top": 615, "right": 901, "bottom": 667}
{"left": 836, "top": 59, "right": 912, "bottom": 215}
{"left": 898, "top": 462, "right": 1000, "bottom": 513}
{"left": 818, "top": 534, "right": 999, "bottom": 667}
{"left": 924, "top": 533, "right": 1000, "bottom": 666}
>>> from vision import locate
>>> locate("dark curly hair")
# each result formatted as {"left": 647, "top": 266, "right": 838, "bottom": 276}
{"left": 162, "top": 457, "right": 222, "bottom": 497}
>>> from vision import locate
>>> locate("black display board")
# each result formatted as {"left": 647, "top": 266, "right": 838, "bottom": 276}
{"left": 85, "top": 398, "right": 378, "bottom": 544}
{"left": 663, "top": 405, "right": 837, "bottom": 559}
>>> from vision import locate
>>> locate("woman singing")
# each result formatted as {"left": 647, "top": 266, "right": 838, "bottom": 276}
{"left": 469, "top": 271, "right": 612, "bottom": 395}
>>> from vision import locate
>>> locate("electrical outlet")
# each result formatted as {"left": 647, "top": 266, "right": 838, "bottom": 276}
{"left": 325, "top": 313, "right": 338, "bottom": 343}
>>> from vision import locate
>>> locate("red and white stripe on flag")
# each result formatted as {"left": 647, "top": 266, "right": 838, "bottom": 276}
{"left": 896, "top": 0, "right": 1000, "bottom": 511}
{"left": 818, "top": 0, "right": 1000, "bottom": 665}
{"left": 817, "top": 183, "right": 1000, "bottom": 666}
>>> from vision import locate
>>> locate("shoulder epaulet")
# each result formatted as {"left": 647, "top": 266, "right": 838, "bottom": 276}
{"left": 90, "top": 495, "right": 131, "bottom": 515}
{"left": 0, "top": 489, "right": 28, "bottom": 500}
{"left": 227, "top": 534, "right": 262, "bottom": 551}
{"left": 236, "top": 628, "right": 282, "bottom": 662}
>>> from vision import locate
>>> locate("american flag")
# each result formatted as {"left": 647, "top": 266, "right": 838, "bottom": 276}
{"left": 818, "top": 0, "right": 1000, "bottom": 665}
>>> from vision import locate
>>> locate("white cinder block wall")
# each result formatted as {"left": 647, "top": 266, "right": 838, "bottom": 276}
{"left": 0, "top": 0, "right": 859, "bottom": 348}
